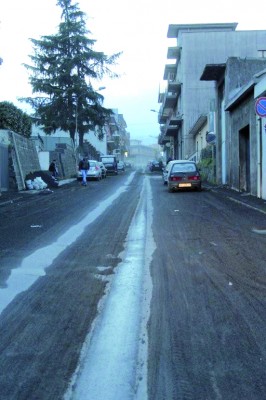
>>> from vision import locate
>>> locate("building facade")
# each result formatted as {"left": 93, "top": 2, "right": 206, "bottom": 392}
{"left": 201, "top": 58, "right": 266, "bottom": 199}
{"left": 158, "top": 23, "right": 266, "bottom": 164}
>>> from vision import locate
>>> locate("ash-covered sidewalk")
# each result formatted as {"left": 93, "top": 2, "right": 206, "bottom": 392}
{"left": 203, "top": 182, "right": 266, "bottom": 216}
{"left": 0, "top": 178, "right": 76, "bottom": 207}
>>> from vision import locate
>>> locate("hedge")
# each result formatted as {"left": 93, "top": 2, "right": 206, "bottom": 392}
{"left": 0, "top": 101, "right": 32, "bottom": 138}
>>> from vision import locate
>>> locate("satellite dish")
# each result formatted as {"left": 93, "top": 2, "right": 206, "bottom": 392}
{"left": 206, "top": 131, "right": 216, "bottom": 144}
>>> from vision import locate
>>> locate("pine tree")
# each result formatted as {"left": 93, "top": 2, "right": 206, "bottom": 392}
{"left": 22, "top": 0, "right": 121, "bottom": 146}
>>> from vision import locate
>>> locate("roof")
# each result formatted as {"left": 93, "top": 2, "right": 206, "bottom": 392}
{"left": 167, "top": 23, "right": 238, "bottom": 38}
{"left": 200, "top": 64, "right": 226, "bottom": 81}
{"left": 188, "top": 115, "right": 208, "bottom": 136}
{"left": 225, "top": 81, "right": 255, "bottom": 111}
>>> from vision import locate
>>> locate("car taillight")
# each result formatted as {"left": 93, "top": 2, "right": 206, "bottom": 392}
{"left": 188, "top": 175, "right": 200, "bottom": 181}
{"left": 95, "top": 166, "right": 99, "bottom": 170}
{"left": 170, "top": 176, "right": 182, "bottom": 181}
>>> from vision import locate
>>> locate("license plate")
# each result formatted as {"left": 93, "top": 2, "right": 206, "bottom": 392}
{"left": 179, "top": 183, "right": 191, "bottom": 187}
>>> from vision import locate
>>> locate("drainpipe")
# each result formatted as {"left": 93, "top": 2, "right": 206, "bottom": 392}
{"left": 238, "top": 165, "right": 241, "bottom": 192}
{"left": 257, "top": 117, "right": 262, "bottom": 198}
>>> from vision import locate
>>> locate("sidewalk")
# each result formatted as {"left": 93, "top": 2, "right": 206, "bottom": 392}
{"left": 203, "top": 182, "right": 266, "bottom": 215}
{"left": 0, "top": 178, "right": 76, "bottom": 207}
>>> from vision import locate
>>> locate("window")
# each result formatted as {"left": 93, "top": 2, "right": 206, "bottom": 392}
{"left": 172, "top": 163, "right": 196, "bottom": 173}
{"left": 258, "top": 50, "right": 266, "bottom": 58}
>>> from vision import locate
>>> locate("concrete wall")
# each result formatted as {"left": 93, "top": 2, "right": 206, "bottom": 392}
{"left": 84, "top": 130, "right": 107, "bottom": 155}
{"left": 221, "top": 59, "right": 266, "bottom": 195}
{"left": 229, "top": 96, "right": 257, "bottom": 194}
{"left": 225, "top": 58, "right": 266, "bottom": 103}
{"left": 39, "top": 151, "right": 50, "bottom": 170}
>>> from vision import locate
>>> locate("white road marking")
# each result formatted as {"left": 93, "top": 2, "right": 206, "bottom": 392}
{"left": 64, "top": 176, "right": 155, "bottom": 400}
{"left": 0, "top": 173, "right": 136, "bottom": 316}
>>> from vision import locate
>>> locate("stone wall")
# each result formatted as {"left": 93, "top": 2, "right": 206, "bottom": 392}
{"left": 10, "top": 130, "right": 41, "bottom": 190}
{"left": 0, "top": 129, "right": 78, "bottom": 191}
{"left": 50, "top": 143, "right": 77, "bottom": 179}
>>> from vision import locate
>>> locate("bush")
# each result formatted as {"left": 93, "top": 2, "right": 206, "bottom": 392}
{"left": 198, "top": 145, "right": 216, "bottom": 183}
{"left": 0, "top": 101, "right": 32, "bottom": 138}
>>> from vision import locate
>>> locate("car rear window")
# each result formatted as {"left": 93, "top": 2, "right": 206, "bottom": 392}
{"left": 102, "top": 157, "right": 115, "bottom": 163}
{"left": 90, "top": 161, "right": 96, "bottom": 167}
{"left": 172, "top": 163, "right": 196, "bottom": 173}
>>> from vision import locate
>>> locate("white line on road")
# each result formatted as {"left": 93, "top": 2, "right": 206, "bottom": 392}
{"left": 0, "top": 173, "right": 136, "bottom": 316}
{"left": 64, "top": 176, "right": 155, "bottom": 400}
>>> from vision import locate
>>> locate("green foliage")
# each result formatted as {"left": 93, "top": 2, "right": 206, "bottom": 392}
{"left": 198, "top": 145, "right": 216, "bottom": 183}
{"left": 0, "top": 101, "right": 32, "bottom": 138}
{"left": 20, "top": 0, "right": 121, "bottom": 145}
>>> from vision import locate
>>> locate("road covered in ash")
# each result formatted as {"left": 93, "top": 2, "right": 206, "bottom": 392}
{"left": 0, "top": 171, "right": 153, "bottom": 400}
{"left": 0, "top": 169, "right": 266, "bottom": 400}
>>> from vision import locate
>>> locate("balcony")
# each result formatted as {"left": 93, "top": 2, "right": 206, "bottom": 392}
{"left": 167, "top": 46, "right": 181, "bottom": 63}
{"left": 158, "top": 132, "right": 171, "bottom": 145}
{"left": 169, "top": 114, "right": 183, "bottom": 126}
{"left": 163, "top": 64, "right": 176, "bottom": 81}
{"left": 158, "top": 82, "right": 181, "bottom": 117}
{"left": 162, "top": 113, "right": 183, "bottom": 137}
{"left": 165, "top": 125, "right": 179, "bottom": 136}
{"left": 164, "top": 92, "right": 177, "bottom": 108}
{"left": 158, "top": 107, "right": 170, "bottom": 124}
{"left": 168, "top": 81, "right": 181, "bottom": 95}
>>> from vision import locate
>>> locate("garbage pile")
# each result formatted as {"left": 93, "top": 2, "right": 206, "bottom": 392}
{"left": 25, "top": 177, "right": 48, "bottom": 190}
{"left": 25, "top": 171, "right": 59, "bottom": 190}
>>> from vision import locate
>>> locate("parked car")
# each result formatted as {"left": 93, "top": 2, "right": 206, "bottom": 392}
{"left": 167, "top": 160, "right": 202, "bottom": 192}
{"left": 100, "top": 155, "right": 118, "bottom": 174}
{"left": 150, "top": 160, "right": 164, "bottom": 172}
{"left": 162, "top": 160, "right": 177, "bottom": 185}
{"left": 124, "top": 161, "right": 132, "bottom": 169}
{"left": 77, "top": 160, "right": 102, "bottom": 181}
{"left": 99, "top": 162, "right": 107, "bottom": 178}
{"left": 117, "top": 161, "right": 125, "bottom": 171}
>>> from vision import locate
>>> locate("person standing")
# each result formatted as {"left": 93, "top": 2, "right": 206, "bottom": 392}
{"left": 49, "top": 159, "right": 59, "bottom": 179}
{"left": 167, "top": 156, "right": 173, "bottom": 164}
{"left": 79, "top": 158, "right": 89, "bottom": 186}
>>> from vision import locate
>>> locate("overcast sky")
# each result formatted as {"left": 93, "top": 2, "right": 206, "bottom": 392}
{"left": 1, "top": 0, "right": 266, "bottom": 144}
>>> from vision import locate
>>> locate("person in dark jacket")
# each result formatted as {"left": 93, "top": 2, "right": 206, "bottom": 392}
{"left": 167, "top": 156, "right": 173, "bottom": 164}
{"left": 49, "top": 159, "right": 58, "bottom": 179}
{"left": 79, "top": 158, "right": 90, "bottom": 186}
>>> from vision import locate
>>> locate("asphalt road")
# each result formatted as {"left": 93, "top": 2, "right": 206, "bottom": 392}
{"left": 149, "top": 175, "right": 266, "bottom": 400}
{"left": 0, "top": 171, "right": 266, "bottom": 400}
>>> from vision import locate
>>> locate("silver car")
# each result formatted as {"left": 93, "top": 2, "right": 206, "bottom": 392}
{"left": 162, "top": 160, "right": 177, "bottom": 185}
{"left": 77, "top": 160, "right": 102, "bottom": 181}
{"left": 167, "top": 160, "right": 202, "bottom": 192}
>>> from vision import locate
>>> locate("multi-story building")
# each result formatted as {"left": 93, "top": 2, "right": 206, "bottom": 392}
{"left": 106, "top": 109, "right": 130, "bottom": 159}
{"left": 129, "top": 139, "right": 159, "bottom": 168}
{"left": 158, "top": 23, "right": 266, "bottom": 163}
